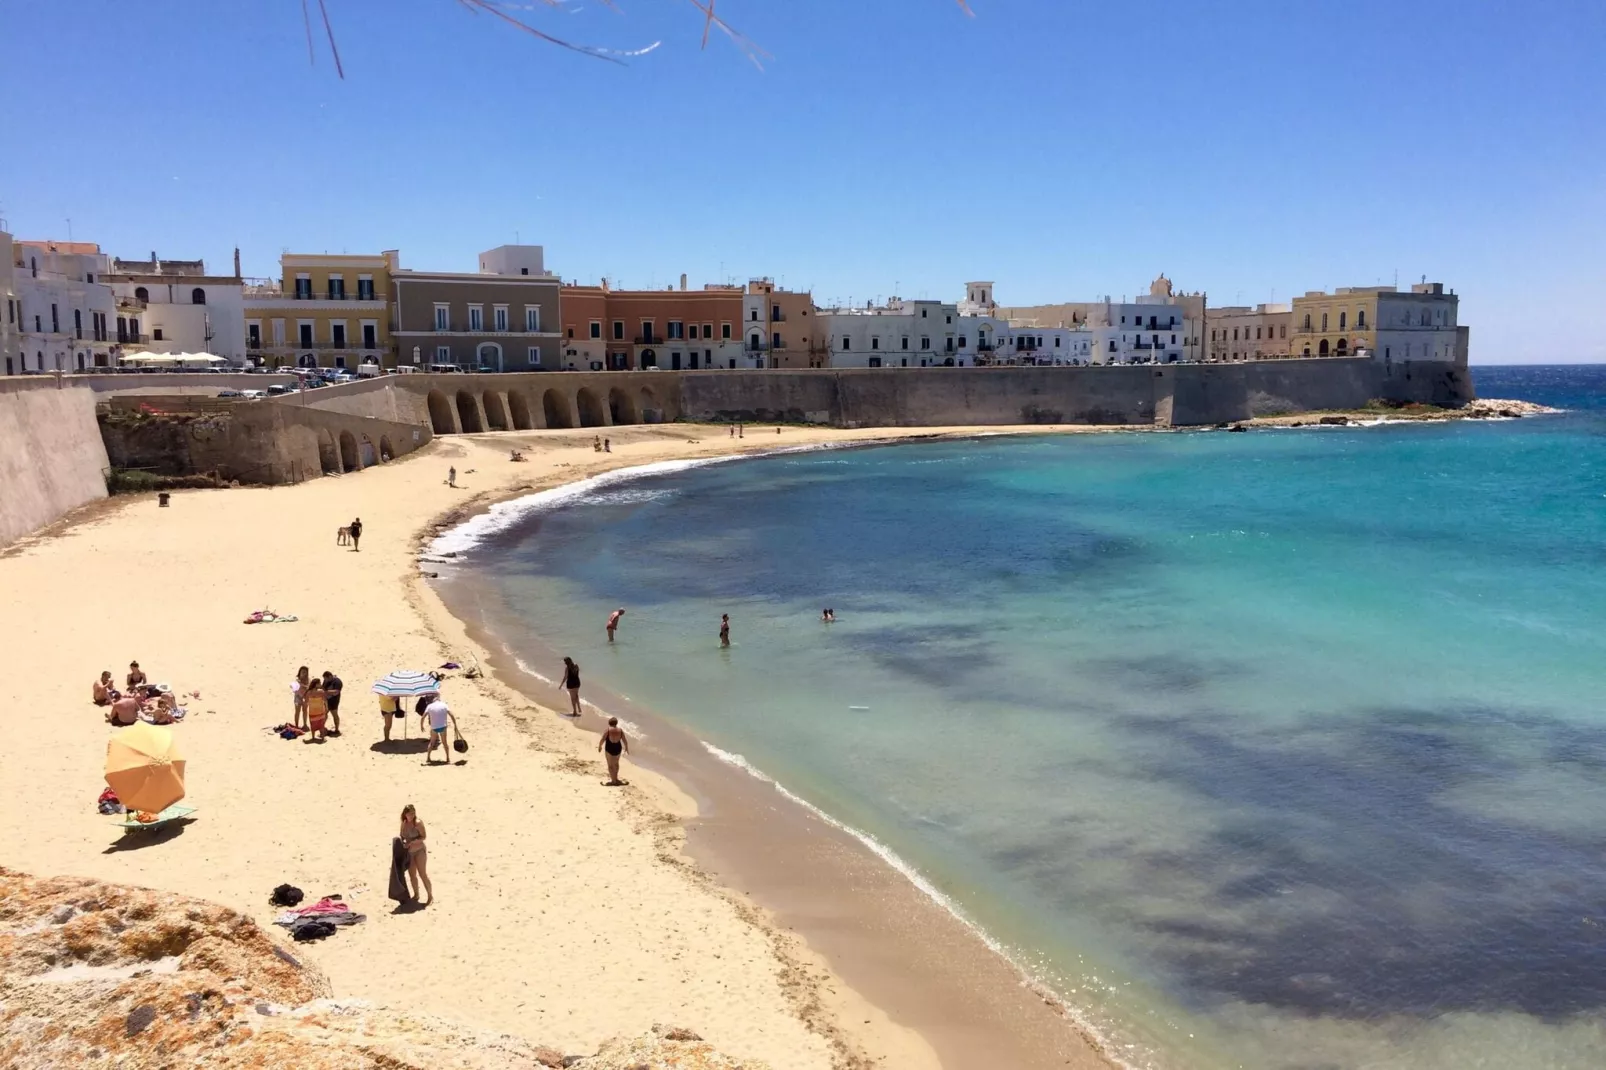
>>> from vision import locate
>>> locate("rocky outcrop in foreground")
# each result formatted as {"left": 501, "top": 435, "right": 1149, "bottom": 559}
{"left": 0, "top": 868, "right": 763, "bottom": 1069}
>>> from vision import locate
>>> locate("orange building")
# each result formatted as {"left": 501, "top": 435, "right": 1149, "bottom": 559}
{"left": 559, "top": 278, "right": 744, "bottom": 371}
{"left": 744, "top": 279, "right": 820, "bottom": 369}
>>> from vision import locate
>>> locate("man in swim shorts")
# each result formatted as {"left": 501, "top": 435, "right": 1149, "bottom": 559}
{"left": 606, "top": 607, "right": 625, "bottom": 642}
{"left": 424, "top": 698, "right": 456, "bottom": 765}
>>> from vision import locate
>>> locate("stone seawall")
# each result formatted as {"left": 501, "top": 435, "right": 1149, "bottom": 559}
{"left": 0, "top": 379, "right": 110, "bottom": 545}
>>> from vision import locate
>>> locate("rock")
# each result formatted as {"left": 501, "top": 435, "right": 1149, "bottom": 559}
{"left": 1318, "top": 415, "right": 1349, "bottom": 425}
{"left": 1226, "top": 424, "right": 1247, "bottom": 433}
{"left": 0, "top": 869, "right": 765, "bottom": 1070}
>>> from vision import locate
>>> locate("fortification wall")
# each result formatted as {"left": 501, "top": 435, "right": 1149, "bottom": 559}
{"left": 0, "top": 379, "right": 111, "bottom": 545}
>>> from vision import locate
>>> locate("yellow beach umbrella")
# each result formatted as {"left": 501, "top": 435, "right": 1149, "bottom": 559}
{"left": 105, "top": 723, "right": 186, "bottom": 814}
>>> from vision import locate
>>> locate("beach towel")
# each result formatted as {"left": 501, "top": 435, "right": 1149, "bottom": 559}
{"left": 290, "top": 919, "right": 337, "bottom": 942}
{"left": 388, "top": 837, "right": 412, "bottom": 903}
{"left": 305, "top": 692, "right": 328, "bottom": 734}
{"left": 244, "top": 610, "right": 299, "bottom": 624}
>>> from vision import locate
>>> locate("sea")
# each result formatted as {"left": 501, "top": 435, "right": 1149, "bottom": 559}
{"left": 434, "top": 365, "right": 1606, "bottom": 1070}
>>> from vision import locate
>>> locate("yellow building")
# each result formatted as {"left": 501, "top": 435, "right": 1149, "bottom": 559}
{"left": 243, "top": 252, "right": 398, "bottom": 369}
{"left": 1289, "top": 282, "right": 1461, "bottom": 362}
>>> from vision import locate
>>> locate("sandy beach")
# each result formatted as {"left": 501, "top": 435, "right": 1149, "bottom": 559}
{"left": 0, "top": 421, "right": 1127, "bottom": 1069}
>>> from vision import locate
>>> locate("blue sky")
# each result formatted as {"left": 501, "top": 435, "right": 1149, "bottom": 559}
{"left": 2, "top": 0, "right": 1601, "bottom": 363}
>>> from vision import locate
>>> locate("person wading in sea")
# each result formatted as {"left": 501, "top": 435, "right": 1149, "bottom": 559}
{"left": 719, "top": 614, "right": 730, "bottom": 648}
{"left": 606, "top": 608, "right": 626, "bottom": 643}
{"left": 598, "top": 717, "right": 629, "bottom": 785}
{"left": 559, "top": 656, "right": 582, "bottom": 716}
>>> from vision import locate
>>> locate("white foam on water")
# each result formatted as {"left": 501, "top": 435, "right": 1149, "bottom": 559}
{"left": 696, "top": 740, "right": 1140, "bottom": 1069}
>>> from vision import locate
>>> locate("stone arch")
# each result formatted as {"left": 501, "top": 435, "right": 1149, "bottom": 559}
{"left": 379, "top": 435, "right": 394, "bottom": 462}
{"left": 482, "top": 391, "right": 509, "bottom": 431}
{"left": 191, "top": 287, "right": 207, "bottom": 305}
{"left": 1335, "top": 337, "right": 1349, "bottom": 356}
{"left": 359, "top": 433, "right": 378, "bottom": 468}
{"left": 455, "top": 390, "right": 483, "bottom": 433}
{"left": 427, "top": 390, "right": 456, "bottom": 434}
{"left": 338, "top": 430, "right": 360, "bottom": 472}
{"left": 317, "top": 428, "right": 341, "bottom": 474}
{"left": 507, "top": 389, "right": 534, "bottom": 430}
{"left": 607, "top": 387, "right": 638, "bottom": 425}
{"left": 1318, "top": 339, "right": 1330, "bottom": 357}
{"left": 542, "top": 388, "right": 574, "bottom": 429}
{"left": 639, "top": 385, "right": 661, "bottom": 423}
{"left": 576, "top": 386, "right": 608, "bottom": 427}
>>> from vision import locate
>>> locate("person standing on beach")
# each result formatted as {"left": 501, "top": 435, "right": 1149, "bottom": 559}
{"left": 424, "top": 696, "right": 457, "bottom": 764}
{"left": 400, "top": 804, "right": 432, "bottom": 905}
{"left": 321, "top": 670, "right": 343, "bottom": 735}
{"left": 559, "top": 656, "right": 582, "bottom": 716}
{"left": 719, "top": 614, "right": 730, "bottom": 647}
{"left": 728, "top": 425, "right": 735, "bottom": 438}
{"left": 348, "top": 517, "right": 363, "bottom": 552}
{"left": 447, "top": 466, "right": 456, "bottom": 487}
{"left": 604, "top": 437, "right": 611, "bottom": 453}
{"left": 598, "top": 717, "right": 629, "bottom": 785}
{"left": 606, "top": 608, "right": 626, "bottom": 642}
{"left": 292, "top": 666, "right": 311, "bottom": 731}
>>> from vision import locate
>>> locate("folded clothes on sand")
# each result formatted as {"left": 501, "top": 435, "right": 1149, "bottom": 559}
{"left": 244, "top": 610, "right": 299, "bottom": 624}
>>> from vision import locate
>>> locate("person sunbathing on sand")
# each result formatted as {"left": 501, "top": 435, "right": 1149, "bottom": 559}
{"left": 106, "top": 694, "right": 140, "bottom": 727}
{"left": 92, "top": 671, "right": 116, "bottom": 706}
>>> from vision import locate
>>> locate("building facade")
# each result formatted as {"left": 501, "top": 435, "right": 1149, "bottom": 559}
{"left": 12, "top": 240, "right": 117, "bottom": 373}
{"left": 1289, "top": 282, "right": 1460, "bottom": 362}
{"left": 243, "top": 252, "right": 396, "bottom": 369}
{"left": 0, "top": 232, "right": 18, "bottom": 375}
{"left": 102, "top": 250, "right": 246, "bottom": 363}
{"left": 743, "top": 279, "right": 819, "bottom": 369}
{"left": 1207, "top": 303, "right": 1292, "bottom": 361}
{"left": 817, "top": 298, "right": 961, "bottom": 369}
{"left": 393, "top": 246, "right": 561, "bottom": 372}
{"left": 563, "top": 280, "right": 745, "bottom": 371}
{"left": 997, "top": 275, "right": 1205, "bottom": 363}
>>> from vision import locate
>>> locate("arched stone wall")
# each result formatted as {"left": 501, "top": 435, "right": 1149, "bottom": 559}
{"left": 507, "top": 390, "right": 533, "bottom": 431}
{"left": 576, "top": 387, "right": 608, "bottom": 427}
{"left": 338, "top": 430, "right": 360, "bottom": 472}
{"left": 455, "top": 390, "right": 484, "bottom": 433}
{"left": 427, "top": 390, "right": 457, "bottom": 435}
{"left": 317, "top": 428, "right": 341, "bottom": 474}
{"left": 542, "top": 388, "right": 574, "bottom": 429}
{"left": 482, "top": 391, "right": 509, "bottom": 431}
{"left": 607, "top": 387, "right": 638, "bottom": 425}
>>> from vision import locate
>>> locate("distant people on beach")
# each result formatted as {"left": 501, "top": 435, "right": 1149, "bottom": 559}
{"left": 719, "top": 614, "right": 730, "bottom": 647}
{"left": 447, "top": 466, "right": 457, "bottom": 487}
{"left": 559, "top": 657, "right": 582, "bottom": 716}
{"left": 106, "top": 693, "right": 140, "bottom": 727}
{"left": 599, "top": 717, "right": 629, "bottom": 785}
{"left": 821, "top": 608, "right": 836, "bottom": 622}
{"left": 93, "top": 671, "right": 116, "bottom": 706}
{"left": 424, "top": 697, "right": 457, "bottom": 764}
{"left": 606, "top": 608, "right": 626, "bottom": 642}
{"left": 604, "top": 437, "right": 611, "bottom": 453}
{"left": 348, "top": 517, "right": 363, "bottom": 552}
{"left": 292, "top": 666, "right": 311, "bottom": 731}
{"left": 728, "top": 426, "right": 735, "bottom": 438}
{"left": 303, "top": 677, "right": 328, "bottom": 743}
{"left": 593, "top": 436, "right": 603, "bottom": 452}
{"left": 509, "top": 448, "right": 526, "bottom": 462}
{"left": 379, "top": 693, "right": 401, "bottom": 742}
{"left": 400, "top": 804, "right": 432, "bottom": 905}
{"left": 738, "top": 424, "right": 744, "bottom": 438}
{"left": 126, "top": 661, "right": 147, "bottom": 690}
{"left": 322, "top": 670, "right": 343, "bottom": 735}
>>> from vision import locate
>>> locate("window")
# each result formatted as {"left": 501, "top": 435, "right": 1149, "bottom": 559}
{"left": 1171, "top": 335, "right": 1177, "bottom": 344}
{"left": 1339, "top": 311, "right": 1347, "bottom": 330}
{"left": 192, "top": 288, "right": 206, "bottom": 305}
{"left": 901, "top": 336, "right": 909, "bottom": 350}
{"left": 358, "top": 275, "right": 375, "bottom": 300}
{"left": 299, "top": 322, "right": 313, "bottom": 347}
{"left": 566, "top": 328, "right": 574, "bottom": 339}
{"left": 295, "top": 275, "right": 311, "bottom": 299}
{"left": 959, "top": 336, "right": 968, "bottom": 348}
{"left": 841, "top": 336, "right": 851, "bottom": 351}
{"left": 527, "top": 346, "right": 542, "bottom": 366}
{"left": 1109, "top": 340, "right": 1117, "bottom": 352}
{"left": 1321, "top": 313, "right": 1328, "bottom": 331}
{"left": 920, "top": 337, "right": 930, "bottom": 350}
{"left": 773, "top": 332, "right": 782, "bottom": 348}
{"left": 1280, "top": 325, "right": 1287, "bottom": 339}
{"left": 1303, "top": 314, "right": 1311, "bottom": 330}
{"left": 362, "top": 323, "right": 377, "bottom": 349}
{"left": 871, "top": 336, "right": 880, "bottom": 350}
{"left": 750, "top": 308, "right": 759, "bottom": 321}
{"left": 613, "top": 321, "right": 624, "bottom": 340}
{"left": 721, "top": 323, "right": 732, "bottom": 340}
{"left": 641, "top": 321, "right": 655, "bottom": 343}
{"left": 468, "top": 306, "right": 483, "bottom": 331}
{"left": 920, "top": 309, "right": 927, "bottom": 318}
{"left": 74, "top": 309, "right": 82, "bottom": 338}
{"left": 153, "top": 328, "right": 164, "bottom": 341}
{"left": 51, "top": 304, "right": 59, "bottom": 333}
{"left": 494, "top": 306, "right": 508, "bottom": 332}
{"left": 525, "top": 307, "right": 540, "bottom": 332}
{"left": 436, "top": 346, "right": 451, "bottom": 362}
{"left": 946, "top": 314, "right": 952, "bottom": 324}
{"left": 1054, "top": 337, "right": 1061, "bottom": 348}
{"left": 434, "top": 305, "right": 449, "bottom": 330}
{"left": 331, "top": 323, "right": 346, "bottom": 348}
{"left": 328, "top": 275, "right": 345, "bottom": 299}
{"left": 1233, "top": 328, "right": 1239, "bottom": 341}
{"left": 669, "top": 321, "right": 684, "bottom": 339}
{"left": 703, "top": 323, "right": 713, "bottom": 338}
{"left": 589, "top": 321, "right": 601, "bottom": 339}
{"left": 687, "top": 324, "right": 699, "bottom": 339}
{"left": 946, "top": 338, "right": 955, "bottom": 352}
{"left": 1357, "top": 310, "right": 1367, "bottom": 329}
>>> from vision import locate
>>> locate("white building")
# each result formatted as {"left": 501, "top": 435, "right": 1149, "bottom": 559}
{"left": 994, "top": 325, "right": 1095, "bottom": 364}
{"left": 820, "top": 298, "right": 961, "bottom": 368}
{"left": 1086, "top": 297, "right": 1187, "bottom": 364}
{"left": 102, "top": 250, "right": 247, "bottom": 364}
{"left": 954, "top": 313, "right": 1005, "bottom": 365}
{"left": 12, "top": 240, "right": 118, "bottom": 373}
{"left": 958, "top": 280, "right": 996, "bottom": 319}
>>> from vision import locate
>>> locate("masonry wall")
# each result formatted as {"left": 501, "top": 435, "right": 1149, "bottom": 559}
{"left": 0, "top": 379, "right": 110, "bottom": 545}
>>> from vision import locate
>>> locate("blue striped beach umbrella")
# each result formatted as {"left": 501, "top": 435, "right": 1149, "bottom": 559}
{"left": 371, "top": 670, "right": 441, "bottom": 698}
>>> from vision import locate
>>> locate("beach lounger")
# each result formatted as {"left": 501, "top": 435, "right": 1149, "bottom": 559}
{"left": 118, "top": 805, "right": 196, "bottom": 833}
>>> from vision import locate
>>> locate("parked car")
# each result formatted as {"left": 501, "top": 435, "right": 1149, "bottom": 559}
{"left": 217, "top": 389, "right": 243, "bottom": 398}
{"left": 266, "top": 384, "right": 294, "bottom": 396}
{"left": 240, "top": 389, "right": 267, "bottom": 399}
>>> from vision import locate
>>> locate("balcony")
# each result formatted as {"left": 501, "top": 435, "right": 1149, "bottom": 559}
{"left": 117, "top": 296, "right": 147, "bottom": 311}
{"left": 747, "top": 341, "right": 771, "bottom": 352}
{"left": 252, "top": 340, "right": 381, "bottom": 352}
{"left": 116, "top": 334, "right": 153, "bottom": 346}
{"left": 243, "top": 286, "right": 386, "bottom": 302}
{"left": 634, "top": 336, "right": 658, "bottom": 346}
{"left": 770, "top": 312, "right": 787, "bottom": 323}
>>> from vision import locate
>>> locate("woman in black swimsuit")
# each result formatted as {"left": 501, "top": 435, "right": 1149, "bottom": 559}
{"left": 558, "top": 656, "right": 582, "bottom": 717}
{"left": 598, "top": 717, "right": 629, "bottom": 785}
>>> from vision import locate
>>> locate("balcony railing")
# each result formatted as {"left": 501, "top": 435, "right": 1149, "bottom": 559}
{"left": 243, "top": 287, "right": 386, "bottom": 302}
{"left": 251, "top": 340, "right": 381, "bottom": 351}
{"left": 117, "top": 296, "right": 147, "bottom": 310}
{"left": 770, "top": 312, "right": 787, "bottom": 322}
{"left": 747, "top": 341, "right": 771, "bottom": 352}
{"left": 634, "top": 336, "right": 657, "bottom": 346}
{"left": 116, "top": 334, "right": 152, "bottom": 346}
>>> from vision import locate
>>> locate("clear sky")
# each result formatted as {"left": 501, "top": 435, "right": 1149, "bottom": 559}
{"left": 2, "top": 0, "right": 1602, "bottom": 363}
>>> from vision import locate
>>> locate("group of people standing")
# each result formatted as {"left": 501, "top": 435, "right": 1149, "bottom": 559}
{"left": 291, "top": 667, "right": 343, "bottom": 743}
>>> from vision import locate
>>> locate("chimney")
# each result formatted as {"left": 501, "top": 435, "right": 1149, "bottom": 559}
{"left": 680, "top": 273, "right": 687, "bottom": 292}
{"left": 233, "top": 247, "right": 241, "bottom": 279}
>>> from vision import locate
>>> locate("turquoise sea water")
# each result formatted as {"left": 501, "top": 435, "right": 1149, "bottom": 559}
{"left": 446, "top": 367, "right": 1606, "bottom": 1069}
